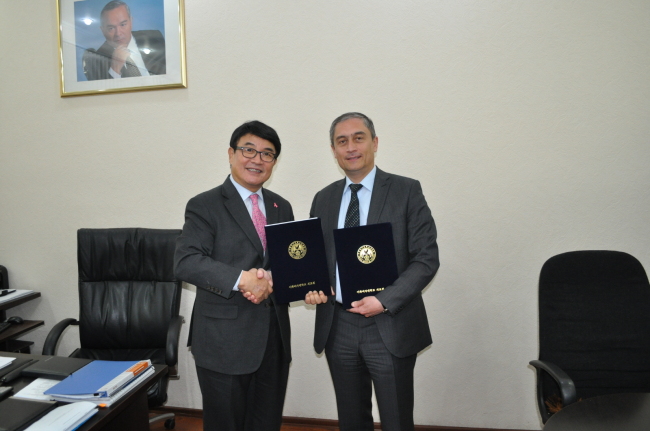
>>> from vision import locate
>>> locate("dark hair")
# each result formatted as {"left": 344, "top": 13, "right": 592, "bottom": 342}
{"left": 229, "top": 121, "right": 282, "bottom": 157}
{"left": 329, "top": 112, "right": 376, "bottom": 145}
{"left": 101, "top": 1, "right": 131, "bottom": 23}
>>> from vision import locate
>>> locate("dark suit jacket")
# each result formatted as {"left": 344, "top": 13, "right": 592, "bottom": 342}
{"left": 82, "top": 30, "right": 166, "bottom": 81}
{"left": 310, "top": 167, "right": 439, "bottom": 358}
{"left": 174, "top": 177, "right": 293, "bottom": 375}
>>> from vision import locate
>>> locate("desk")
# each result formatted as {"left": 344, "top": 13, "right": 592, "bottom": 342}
{"left": 0, "top": 291, "right": 44, "bottom": 353}
{"left": 544, "top": 393, "right": 650, "bottom": 431}
{"left": 0, "top": 352, "right": 167, "bottom": 431}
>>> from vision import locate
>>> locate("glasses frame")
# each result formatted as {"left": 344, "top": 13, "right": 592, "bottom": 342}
{"left": 236, "top": 146, "right": 277, "bottom": 162}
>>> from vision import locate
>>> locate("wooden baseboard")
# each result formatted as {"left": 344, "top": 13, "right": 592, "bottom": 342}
{"left": 151, "top": 407, "right": 529, "bottom": 431}
{"left": 283, "top": 415, "right": 528, "bottom": 430}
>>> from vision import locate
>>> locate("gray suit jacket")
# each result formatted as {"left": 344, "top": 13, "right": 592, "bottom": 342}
{"left": 82, "top": 30, "right": 166, "bottom": 81}
{"left": 310, "top": 167, "right": 439, "bottom": 358}
{"left": 174, "top": 177, "right": 293, "bottom": 374}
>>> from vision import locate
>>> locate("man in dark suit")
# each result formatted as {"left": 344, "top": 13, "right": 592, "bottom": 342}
{"left": 82, "top": 1, "right": 165, "bottom": 81}
{"left": 305, "top": 112, "right": 439, "bottom": 431}
{"left": 174, "top": 121, "right": 293, "bottom": 431}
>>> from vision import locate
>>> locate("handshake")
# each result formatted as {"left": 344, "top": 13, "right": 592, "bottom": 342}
{"left": 238, "top": 268, "right": 273, "bottom": 304}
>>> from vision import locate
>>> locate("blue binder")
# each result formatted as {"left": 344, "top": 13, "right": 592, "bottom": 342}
{"left": 44, "top": 360, "right": 147, "bottom": 397}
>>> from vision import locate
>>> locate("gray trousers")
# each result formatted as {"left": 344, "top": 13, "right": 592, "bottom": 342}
{"left": 196, "top": 307, "right": 289, "bottom": 431}
{"left": 325, "top": 304, "right": 417, "bottom": 431}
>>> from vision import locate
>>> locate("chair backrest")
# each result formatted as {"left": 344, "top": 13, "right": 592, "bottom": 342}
{"left": 538, "top": 250, "right": 650, "bottom": 401}
{"left": 77, "top": 228, "right": 182, "bottom": 351}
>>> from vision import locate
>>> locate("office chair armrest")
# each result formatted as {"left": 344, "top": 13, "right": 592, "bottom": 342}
{"left": 165, "top": 315, "right": 184, "bottom": 371}
{"left": 529, "top": 359, "right": 577, "bottom": 423}
{"left": 42, "top": 318, "right": 79, "bottom": 355}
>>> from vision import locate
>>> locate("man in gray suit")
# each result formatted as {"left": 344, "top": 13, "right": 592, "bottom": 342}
{"left": 175, "top": 121, "right": 293, "bottom": 431}
{"left": 305, "top": 112, "right": 439, "bottom": 431}
{"left": 82, "top": 1, "right": 166, "bottom": 80}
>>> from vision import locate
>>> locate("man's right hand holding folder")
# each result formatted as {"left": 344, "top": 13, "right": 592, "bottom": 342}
{"left": 305, "top": 289, "right": 330, "bottom": 306}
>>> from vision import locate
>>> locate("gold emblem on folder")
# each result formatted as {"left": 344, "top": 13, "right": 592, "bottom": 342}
{"left": 357, "top": 245, "right": 376, "bottom": 264}
{"left": 288, "top": 241, "right": 307, "bottom": 259}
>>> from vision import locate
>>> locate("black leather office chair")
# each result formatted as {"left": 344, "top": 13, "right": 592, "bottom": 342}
{"left": 43, "top": 228, "right": 183, "bottom": 429}
{"left": 530, "top": 250, "right": 650, "bottom": 424}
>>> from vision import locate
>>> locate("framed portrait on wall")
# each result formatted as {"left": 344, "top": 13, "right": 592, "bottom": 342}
{"left": 57, "top": 0, "right": 187, "bottom": 97}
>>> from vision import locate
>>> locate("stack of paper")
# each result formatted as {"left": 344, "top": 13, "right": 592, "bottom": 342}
{"left": 44, "top": 360, "right": 154, "bottom": 407}
{"left": 0, "top": 356, "right": 14, "bottom": 370}
{"left": 24, "top": 401, "right": 98, "bottom": 431}
{"left": 14, "top": 378, "right": 61, "bottom": 401}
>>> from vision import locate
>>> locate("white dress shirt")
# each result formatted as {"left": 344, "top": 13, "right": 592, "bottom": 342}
{"left": 335, "top": 166, "right": 377, "bottom": 303}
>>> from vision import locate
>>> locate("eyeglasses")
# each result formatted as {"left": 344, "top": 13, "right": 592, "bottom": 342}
{"left": 236, "top": 146, "right": 277, "bottom": 162}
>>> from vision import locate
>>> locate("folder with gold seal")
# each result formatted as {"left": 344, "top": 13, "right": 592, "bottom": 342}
{"left": 333, "top": 222, "right": 399, "bottom": 309}
{"left": 265, "top": 218, "right": 331, "bottom": 304}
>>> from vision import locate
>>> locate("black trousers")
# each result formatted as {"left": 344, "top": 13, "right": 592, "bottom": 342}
{"left": 325, "top": 304, "right": 417, "bottom": 431}
{"left": 196, "top": 307, "right": 289, "bottom": 431}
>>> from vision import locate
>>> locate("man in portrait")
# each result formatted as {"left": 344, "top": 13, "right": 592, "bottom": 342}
{"left": 174, "top": 121, "right": 293, "bottom": 431}
{"left": 305, "top": 112, "right": 440, "bottom": 431}
{"left": 82, "top": 0, "right": 166, "bottom": 80}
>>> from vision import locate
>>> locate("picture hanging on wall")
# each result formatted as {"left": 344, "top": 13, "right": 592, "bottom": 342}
{"left": 57, "top": 0, "right": 187, "bottom": 97}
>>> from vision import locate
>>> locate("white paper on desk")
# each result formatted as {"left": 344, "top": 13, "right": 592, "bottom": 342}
{"left": 24, "top": 401, "right": 98, "bottom": 431}
{"left": 0, "top": 357, "right": 15, "bottom": 369}
{"left": 0, "top": 289, "right": 34, "bottom": 304}
{"left": 14, "top": 378, "right": 59, "bottom": 401}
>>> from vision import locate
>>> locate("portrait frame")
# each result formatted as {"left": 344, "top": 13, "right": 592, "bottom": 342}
{"left": 57, "top": 0, "right": 187, "bottom": 97}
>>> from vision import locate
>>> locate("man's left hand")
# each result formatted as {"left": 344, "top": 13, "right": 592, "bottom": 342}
{"left": 349, "top": 296, "right": 385, "bottom": 317}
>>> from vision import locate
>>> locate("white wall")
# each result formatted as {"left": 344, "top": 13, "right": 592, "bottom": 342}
{"left": 1, "top": 1, "right": 649, "bottom": 429}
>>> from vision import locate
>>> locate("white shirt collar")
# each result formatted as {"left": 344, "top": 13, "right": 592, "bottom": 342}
{"left": 344, "top": 165, "right": 377, "bottom": 192}
{"left": 229, "top": 175, "right": 263, "bottom": 202}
